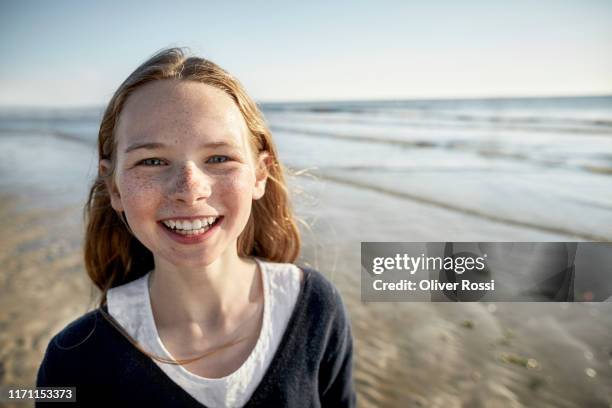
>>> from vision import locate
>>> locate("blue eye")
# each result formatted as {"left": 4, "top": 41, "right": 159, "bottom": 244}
{"left": 207, "top": 155, "right": 230, "bottom": 164}
{"left": 139, "top": 158, "right": 165, "bottom": 166}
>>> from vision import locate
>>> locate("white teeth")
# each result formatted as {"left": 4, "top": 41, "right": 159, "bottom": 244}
{"left": 162, "top": 217, "right": 219, "bottom": 231}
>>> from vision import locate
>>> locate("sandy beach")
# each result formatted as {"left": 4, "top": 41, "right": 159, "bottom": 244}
{"left": 295, "top": 176, "right": 612, "bottom": 407}
{"left": 1, "top": 98, "right": 612, "bottom": 407}
{"left": 0, "top": 131, "right": 95, "bottom": 407}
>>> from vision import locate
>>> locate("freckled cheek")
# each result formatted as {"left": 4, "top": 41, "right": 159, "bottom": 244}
{"left": 117, "top": 174, "right": 163, "bottom": 213}
{"left": 214, "top": 172, "right": 255, "bottom": 198}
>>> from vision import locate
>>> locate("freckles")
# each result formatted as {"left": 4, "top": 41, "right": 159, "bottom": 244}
{"left": 120, "top": 173, "right": 160, "bottom": 207}
{"left": 172, "top": 165, "right": 198, "bottom": 193}
{"left": 216, "top": 172, "right": 254, "bottom": 195}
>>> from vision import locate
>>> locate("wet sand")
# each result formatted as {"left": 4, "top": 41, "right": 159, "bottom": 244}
{"left": 0, "top": 191, "right": 92, "bottom": 408}
{"left": 1, "top": 131, "right": 612, "bottom": 407}
{"left": 294, "top": 176, "right": 612, "bottom": 408}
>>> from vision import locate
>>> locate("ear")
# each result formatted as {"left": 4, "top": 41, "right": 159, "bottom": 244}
{"left": 99, "top": 159, "right": 124, "bottom": 212}
{"left": 252, "top": 152, "right": 270, "bottom": 200}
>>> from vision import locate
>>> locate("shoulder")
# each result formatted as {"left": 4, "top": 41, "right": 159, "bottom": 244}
{"left": 44, "top": 309, "right": 105, "bottom": 355}
{"left": 36, "top": 308, "right": 127, "bottom": 386}
{"left": 286, "top": 264, "right": 352, "bottom": 351}
{"left": 299, "top": 267, "right": 353, "bottom": 362}
{"left": 296, "top": 268, "right": 355, "bottom": 406}
{"left": 300, "top": 266, "right": 347, "bottom": 317}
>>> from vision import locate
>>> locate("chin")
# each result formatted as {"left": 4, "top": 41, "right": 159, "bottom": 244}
{"left": 177, "top": 251, "right": 229, "bottom": 267}
{"left": 171, "top": 257, "right": 217, "bottom": 269}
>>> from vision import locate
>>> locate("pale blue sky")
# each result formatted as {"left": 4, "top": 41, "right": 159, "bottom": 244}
{"left": 1, "top": 0, "right": 611, "bottom": 106}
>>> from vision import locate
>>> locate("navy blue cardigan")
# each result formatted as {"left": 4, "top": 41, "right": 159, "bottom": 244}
{"left": 36, "top": 268, "right": 356, "bottom": 407}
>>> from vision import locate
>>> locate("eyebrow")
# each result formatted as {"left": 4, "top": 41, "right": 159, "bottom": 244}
{"left": 124, "top": 141, "right": 240, "bottom": 154}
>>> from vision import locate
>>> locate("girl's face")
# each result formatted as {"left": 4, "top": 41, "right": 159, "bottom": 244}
{"left": 103, "top": 80, "right": 268, "bottom": 269}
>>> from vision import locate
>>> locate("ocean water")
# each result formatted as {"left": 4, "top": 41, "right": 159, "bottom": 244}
{"left": 1, "top": 96, "right": 611, "bottom": 241}
{"left": 263, "top": 96, "right": 612, "bottom": 241}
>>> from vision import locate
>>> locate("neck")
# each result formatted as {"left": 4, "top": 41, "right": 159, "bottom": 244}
{"left": 148, "top": 249, "right": 262, "bottom": 334}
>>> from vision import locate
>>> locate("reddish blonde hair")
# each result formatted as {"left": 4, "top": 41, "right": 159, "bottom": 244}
{"left": 84, "top": 48, "right": 300, "bottom": 304}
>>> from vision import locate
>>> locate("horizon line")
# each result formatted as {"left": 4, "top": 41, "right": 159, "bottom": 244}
{"left": 1, "top": 92, "right": 611, "bottom": 110}
{"left": 259, "top": 92, "right": 612, "bottom": 106}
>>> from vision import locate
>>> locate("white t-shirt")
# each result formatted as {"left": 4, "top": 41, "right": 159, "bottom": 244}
{"left": 106, "top": 258, "right": 302, "bottom": 408}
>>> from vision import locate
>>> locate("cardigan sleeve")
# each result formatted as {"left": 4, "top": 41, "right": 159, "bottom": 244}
{"left": 318, "top": 288, "right": 356, "bottom": 408}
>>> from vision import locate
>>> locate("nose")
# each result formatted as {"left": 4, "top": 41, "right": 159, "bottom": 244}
{"left": 168, "top": 162, "right": 212, "bottom": 204}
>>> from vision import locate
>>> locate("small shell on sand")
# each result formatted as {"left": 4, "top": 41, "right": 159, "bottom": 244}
{"left": 500, "top": 352, "right": 540, "bottom": 370}
{"left": 461, "top": 320, "right": 475, "bottom": 329}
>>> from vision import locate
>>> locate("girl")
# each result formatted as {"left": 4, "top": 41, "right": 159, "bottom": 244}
{"left": 37, "top": 48, "right": 355, "bottom": 407}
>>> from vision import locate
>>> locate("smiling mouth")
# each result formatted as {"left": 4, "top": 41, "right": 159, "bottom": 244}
{"left": 160, "top": 216, "right": 223, "bottom": 236}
